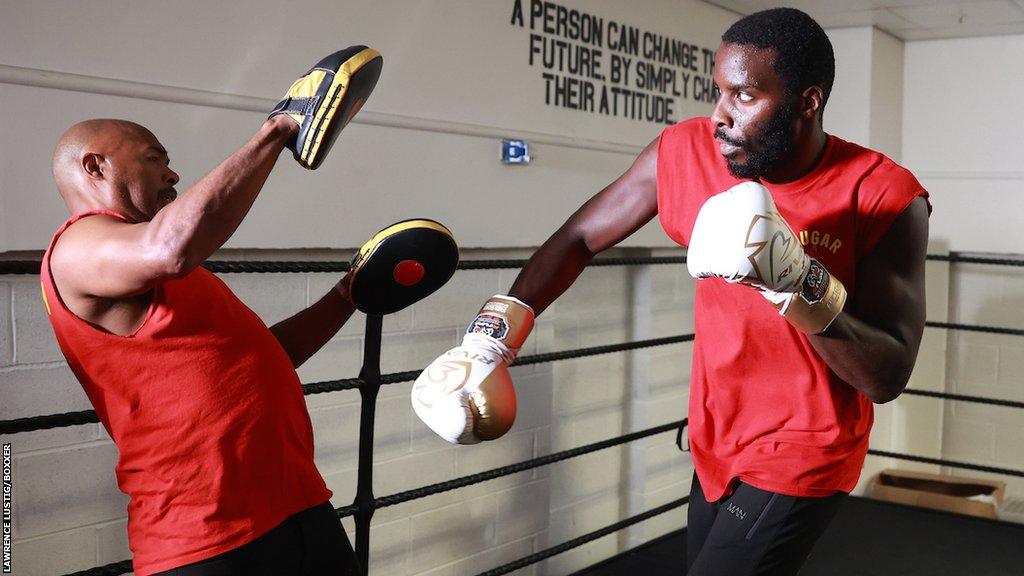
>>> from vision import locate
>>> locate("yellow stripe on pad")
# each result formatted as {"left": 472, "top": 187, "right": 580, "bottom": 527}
{"left": 301, "top": 48, "right": 382, "bottom": 162}
{"left": 355, "top": 219, "right": 454, "bottom": 269}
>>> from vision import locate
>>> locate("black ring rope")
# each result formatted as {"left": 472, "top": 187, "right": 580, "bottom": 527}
{"left": 335, "top": 420, "right": 686, "bottom": 518}
{"left": 473, "top": 497, "right": 690, "bottom": 576}
{"left": 0, "top": 336, "right": 695, "bottom": 434}
{"left": 868, "top": 449, "right": 1024, "bottom": 478}
{"left": 4, "top": 252, "right": 1024, "bottom": 276}
{"left": 0, "top": 257, "right": 692, "bottom": 275}
{"left": 901, "top": 388, "right": 1024, "bottom": 409}
{"left": 926, "top": 254, "right": 1024, "bottom": 267}
{"left": 475, "top": 448, "right": 1024, "bottom": 576}
{"left": 925, "top": 321, "right": 1024, "bottom": 337}
{"left": 205, "top": 261, "right": 351, "bottom": 273}
{"left": 7, "top": 328, "right": 1024, "bottom": 434}
{"left": 0, "top": 322, "right": 1012, "bottom": 428}
{"left": 5, "top": 251, "right": 1016, "bottom": 576}
{"left": 512, "top": 334, "right": 694, "bottom": 367}
{"left": 60, "top": 429, "right": 1024, "bottom": 576}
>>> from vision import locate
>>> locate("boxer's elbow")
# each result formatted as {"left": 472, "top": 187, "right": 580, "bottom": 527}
{"left": 146, "top": 229, "right": 201, "bottom": 280}
{"left": 870, "top": 384, "right": 905, "bottom": 405}
{"left": 867, "top": 360, "right": 916, "bottom": 404}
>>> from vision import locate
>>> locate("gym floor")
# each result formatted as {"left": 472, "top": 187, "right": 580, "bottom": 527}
{"left": 574, "top": 497, "right": 1024, "bottom": 576}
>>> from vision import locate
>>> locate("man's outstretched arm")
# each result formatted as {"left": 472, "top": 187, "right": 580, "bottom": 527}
{"left": 55, "top": 117, "right": 298, "bottom": 301}
{"left": 270, "top": 275, "right": 357, "bottom": 369}
{"left": 412, "top": 137, "right": 663, "bottom": 445}
{"left": 509, "top": 137, "right": 661, "bottom": 315}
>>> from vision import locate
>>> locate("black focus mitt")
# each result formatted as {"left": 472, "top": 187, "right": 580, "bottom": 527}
{"left": 350, "top": 219, "right": 459, "bottom": 315}
{"left": 270, "top": 45, "right": 383, "bottom": 170}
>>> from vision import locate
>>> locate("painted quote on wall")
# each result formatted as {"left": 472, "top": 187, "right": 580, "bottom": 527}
{"left": 511, "top": 0, "right": 720, "bottom": 125}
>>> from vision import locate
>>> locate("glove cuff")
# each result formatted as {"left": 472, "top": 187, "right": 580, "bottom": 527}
{"left": 773, "top": 259, "right": 847, "bottom": 334}
{"left": 466, "top": 295, "right": 535, "bottom": 349}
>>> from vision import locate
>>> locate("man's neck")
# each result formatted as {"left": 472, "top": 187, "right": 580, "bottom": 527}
{"left": 761, "top": 126, "right": 828, "bottom": 184}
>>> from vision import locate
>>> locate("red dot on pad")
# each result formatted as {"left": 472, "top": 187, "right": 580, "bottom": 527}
{"left": 393, "top": 260, "right": 425, "bottom": 286}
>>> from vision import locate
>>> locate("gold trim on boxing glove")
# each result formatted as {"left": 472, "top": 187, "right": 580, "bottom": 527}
{"left": 468, "top": 296, "right": 535, "bottom": 349}
{"left": 779, "top": 260, "right": 847, "bottom": 334}
{"left": 470, "top": 377, "right": 517, "bottom": 441}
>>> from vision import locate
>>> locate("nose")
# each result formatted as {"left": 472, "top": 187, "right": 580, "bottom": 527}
{"left": 166, "top": 168, "right": 179, "bottom": 186}
{"left": 710, "top": 93, "right": 731, "bottom": 130}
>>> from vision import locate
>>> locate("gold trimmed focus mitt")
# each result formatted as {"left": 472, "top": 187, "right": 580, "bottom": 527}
{"left": 350, "top": 219, "right": 459, "bottom": 315}
{"left": 270, "top": 45, "right": 383, "bottom": 170}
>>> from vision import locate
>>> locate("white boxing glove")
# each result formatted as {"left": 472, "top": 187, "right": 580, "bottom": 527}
{"left": 687, "top": 181, "right": 847, "bottom": 334}
{"left": 412, "top": 295, "right": 535, "bottom": 444}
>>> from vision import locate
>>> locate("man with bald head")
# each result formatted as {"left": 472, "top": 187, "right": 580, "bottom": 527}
{"left": 42, "top": 114, "right": 361, "bottom": 575}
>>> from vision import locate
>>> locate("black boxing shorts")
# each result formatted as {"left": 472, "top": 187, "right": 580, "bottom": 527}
{"left": 153, "top": 501, "right": 359, "bottom": 576}
{"left": 686, "top": 473, "right": 847, "bottom": 576}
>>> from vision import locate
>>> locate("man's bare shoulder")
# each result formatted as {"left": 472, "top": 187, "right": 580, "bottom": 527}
{"left": 50, "top": 215, "right": 130, "bottom": 292}
{"left": 52, "top": 214, "right": 124, "bottom": 259}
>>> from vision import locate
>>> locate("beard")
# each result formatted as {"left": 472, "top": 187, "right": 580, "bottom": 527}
{"left": 716, "top": 102, "right": 798, "bottom": 179}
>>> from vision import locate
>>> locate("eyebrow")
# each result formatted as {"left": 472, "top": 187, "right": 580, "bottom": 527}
{"left": 722, "top": 80, "right": 760, "bottom": 91}
{"left": 146, "top": 145, "right": 169, "bottom": 161}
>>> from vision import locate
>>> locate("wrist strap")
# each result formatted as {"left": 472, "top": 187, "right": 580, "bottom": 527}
{"left": 466, "top": 295, "right": 536, "bottom": 349}
{"left": 781, "top": 259, "right": 847, "bottom": 334}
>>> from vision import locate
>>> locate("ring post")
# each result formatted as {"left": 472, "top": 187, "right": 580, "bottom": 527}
{"left": 354, "top": 313, "right": 384, "bottom": 574}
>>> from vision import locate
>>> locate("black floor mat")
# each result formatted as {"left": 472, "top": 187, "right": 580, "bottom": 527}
{"left": 573, "top": 496, "right": 1024, "bottom": 576}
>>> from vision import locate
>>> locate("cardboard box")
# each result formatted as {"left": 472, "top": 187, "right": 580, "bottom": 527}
{"left": 869, "top": 469, "right": 1005, "bottom": 519}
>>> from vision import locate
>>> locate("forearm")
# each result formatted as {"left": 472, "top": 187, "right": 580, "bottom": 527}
{"left": 508, "top": 225, "right": 595, "bottom": 316}
{"left": 270, "top": 284, "right": 356, "bottom": 368}
{"left": 148, "top": 117, "right": 296, "bottom": 272}
{"left": 809, "top": 312, "right": 921, "bottom": 403}
{"left": 507, "top": 139, "right": 659, "bottom": 315}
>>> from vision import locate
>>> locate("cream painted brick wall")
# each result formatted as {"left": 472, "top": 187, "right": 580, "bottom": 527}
{"left": 2, "top": 249, "right": 695, "bottom": 575}
{"left": 14, "top": 441, "right": 126, "bottom": 538}
{"left": 938, "top": 256, "right": 1024, "bottom": 502}
{"left": 1, "top": 364, "right": 92, "bottom": 420}
{"left": 11, "top": 277, "right": 64, "bottom": 364}
{"left": 10, "top": 246, "right": 1001, "bottom": 575}
{"left": 9, "top": 526, "right": 99, "bottom": 576}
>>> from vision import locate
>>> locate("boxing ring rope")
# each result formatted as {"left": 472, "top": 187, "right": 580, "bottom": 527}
{"left": 1, "top": 253, "right": 1023, "bottom": 576}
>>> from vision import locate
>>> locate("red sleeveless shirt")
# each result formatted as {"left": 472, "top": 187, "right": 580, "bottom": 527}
{"left": 40, "top": 211, "right": 332, "bottom": 575}
{"left": 657, "top": 118, "right": 929, "bottom": 501}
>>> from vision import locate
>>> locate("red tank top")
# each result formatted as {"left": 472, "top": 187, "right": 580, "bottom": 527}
{"left": 657, "top": 118, "right": 929, "bottom": 501}
{"left": 40, "top": 211, "right": 332, "bottom": 575}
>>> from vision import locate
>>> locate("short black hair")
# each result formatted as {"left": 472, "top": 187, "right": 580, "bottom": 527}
{"left": 722, "top": 8, "right": 835, "bottom": 114}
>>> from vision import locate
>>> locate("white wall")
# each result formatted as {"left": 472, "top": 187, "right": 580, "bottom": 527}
{"left": 1, "top": 1, "right": 729, "bottom": 574}
{"left": 825, "top": 27, "right": 874, "bottom": 147}
{"left": 902, "top": 33, "right": 1024, "bottom": 500}
{"left": 0, "top": 0, "right": 737, "bottom": 251}
{"left": 904, "top": 34, "right": 1024, "bottom": 255}
{"left": 825, "top": 26, "right": 904, "bottom": 160}
{"left": 3, "top": 3, "right": 1021, "bottom": 575}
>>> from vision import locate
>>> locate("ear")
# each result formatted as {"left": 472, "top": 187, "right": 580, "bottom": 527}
{"left": 800, "top": 86, "right": 824, "bottom": 120}
{"left": 82, "top": 152, "right": 105, "bottom": 180}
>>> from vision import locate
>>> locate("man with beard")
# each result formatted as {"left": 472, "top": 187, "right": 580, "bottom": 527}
{"left": 411, "top": 8, "right": 930, "bottom": 576}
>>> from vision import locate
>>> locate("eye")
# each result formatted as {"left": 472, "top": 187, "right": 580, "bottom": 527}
{"left": 737, "top": 91, "right": 754, "bottom": 103}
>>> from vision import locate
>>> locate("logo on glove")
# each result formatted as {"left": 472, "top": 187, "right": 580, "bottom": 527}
{"left": 799, "top": 260, "right": 831, "bottom": 305}
{"left": 414, "top": 360, "right": 473, "bottom": 407}
{"left": 467, "top": 314, "right": 509, "bottom": 340}
{"left": 745, "top": 212, "right": 802, "bottom": 290}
